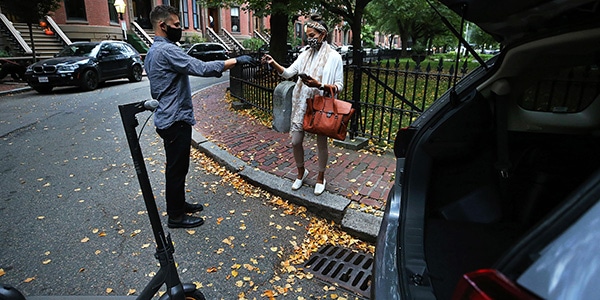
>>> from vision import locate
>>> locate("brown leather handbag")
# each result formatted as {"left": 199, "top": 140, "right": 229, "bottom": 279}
{"left": 303, "top": 87, "right": 355, "bottom": 141}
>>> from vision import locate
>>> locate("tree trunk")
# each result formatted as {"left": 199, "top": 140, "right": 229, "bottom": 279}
{"left": 399, "top": 30, "right": 409, "bottom": 57}
{"left": 269, "top": 12, "right": 288, "bottom": 64}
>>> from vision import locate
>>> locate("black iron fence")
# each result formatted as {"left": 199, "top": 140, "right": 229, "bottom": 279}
{"left": 229, "top": 51, "right": 470, "bottom": 144}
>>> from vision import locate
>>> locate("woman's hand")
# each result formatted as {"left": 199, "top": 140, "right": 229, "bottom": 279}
{"left": 261, "top": 54, "right": 274, "bottom": 65}
{"left": 301, "top": 75, "right": 320, "bottom": 89}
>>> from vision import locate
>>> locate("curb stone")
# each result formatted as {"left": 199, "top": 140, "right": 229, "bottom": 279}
{"left": 191, "top": 130, "right": 382, "bottom": 242}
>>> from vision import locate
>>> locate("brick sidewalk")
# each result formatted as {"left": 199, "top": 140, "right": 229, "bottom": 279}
{"left": 192, "top": 82, "right": 395, "bottom": 209}
{"left": 0, "top": 81, "right": 28, "bottom": 93}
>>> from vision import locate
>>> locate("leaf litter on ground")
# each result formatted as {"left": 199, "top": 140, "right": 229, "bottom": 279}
{"left": 190, "top": 148, "right": 374, "bottom": 299}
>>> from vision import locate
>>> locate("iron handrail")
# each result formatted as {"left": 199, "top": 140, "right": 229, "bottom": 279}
{"left": 0, "top": 13, "right": 32, "bottom": 54}
{"left": 220, "top": 27, "right": 245, "bottom": 52}
{"left": 44, "top": 15, "right": 71, "bottom": 46}
{"left": 205, "top": 27, "right": 231, "bottom": 51}
{"left": 253, "top": 30, "right": 269, "bottom": 43}
{"left": 131, "top": 21, "right": 153, "bottom": 47}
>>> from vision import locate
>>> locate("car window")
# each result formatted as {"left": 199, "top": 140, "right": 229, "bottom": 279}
{"left": 519, "top": 64, "right": 600, "bottom": 113}
{"left": 57, "top": 44, "right": 98, "bottom": 57}
{"left": 121, "top": 44, "right": 135, "bottom": 55}
{"left": 208, "top": 44, "right": 223, "bottom": 51}
{"left": 517, "top": 197, "right": 600, "bottom": 299}
{"left": 100, "top": 44, "right": 120, "bottom": 56}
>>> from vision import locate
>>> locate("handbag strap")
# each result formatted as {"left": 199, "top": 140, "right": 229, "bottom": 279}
{"left": 325, "top": 86, "right": 340, "bottom": 114}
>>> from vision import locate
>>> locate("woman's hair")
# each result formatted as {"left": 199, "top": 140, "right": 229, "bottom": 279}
{"left": 306, "top": 14, "right": 328, "bottom": 35}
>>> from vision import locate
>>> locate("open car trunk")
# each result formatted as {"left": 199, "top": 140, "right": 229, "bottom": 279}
{"left": 408, "top": 27, "right": 600, "bottom": 299}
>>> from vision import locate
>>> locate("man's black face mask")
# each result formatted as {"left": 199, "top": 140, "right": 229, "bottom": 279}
{"left": 163, "top": 24, "right": 182, "bottom": 43}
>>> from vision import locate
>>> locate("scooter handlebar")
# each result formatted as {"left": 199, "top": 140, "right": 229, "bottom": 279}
{"left": 143, "top": 99, "right": 159, "bottom": 111}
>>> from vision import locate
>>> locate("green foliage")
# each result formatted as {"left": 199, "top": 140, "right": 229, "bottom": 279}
{"left": 368, "top": 0, "right": 459, "bottom": 52}
{"left": 242, "top": 38, "right": 265, "bottom": 51}
{"left": 0, "top": 50, "right": 10, "bottom": 57}
{"left": 361, "top": 24, "right": 376, "bottom": 48}
{"left": 126, "top": 33, "right": 149, "bottom": 54}
{"left": 469, "top": 24, "right": 500, "bottom": 49}
{"left": 184, "top": 33, "right": 205, "bottom": 44}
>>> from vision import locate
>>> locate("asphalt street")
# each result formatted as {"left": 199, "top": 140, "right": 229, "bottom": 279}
{"left": 0, "top": 75, "right": 370, "bottom": 299}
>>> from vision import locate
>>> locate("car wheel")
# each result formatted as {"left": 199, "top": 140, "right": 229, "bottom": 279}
{"left": 32, "top": 85, "right": 53, "bottom": 94}
{"left": 80, "top": 69, "right": 99, "bottom": 91}
{"left": 128, "top": 64, "right": 143, "bottom": 82}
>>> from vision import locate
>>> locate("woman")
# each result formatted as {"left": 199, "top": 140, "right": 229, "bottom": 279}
{"left": 261, "top": 15, "right": 344, "bottom": 195}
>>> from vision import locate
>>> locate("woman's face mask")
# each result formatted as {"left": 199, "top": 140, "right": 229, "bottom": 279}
{"left": 307, "top": 33, "right": 323, "bottom": 50}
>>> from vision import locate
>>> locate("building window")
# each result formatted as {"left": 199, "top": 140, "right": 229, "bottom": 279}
{"left": 231, "top": 7, "right": 240, "bottom": 32}
{"left": 64, "top": 0, "right": 87, "bottom": 21}
{"left": 108, "top": 0, "right": 119, "bottom": 23}
{"left": 182, "top": 0, "right": 189, "bottom": 29}
{"left": 192, "top": 1, "right": 199, "bottom": 29}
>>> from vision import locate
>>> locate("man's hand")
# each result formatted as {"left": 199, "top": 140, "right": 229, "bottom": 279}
{"left": 235, "top": 55, "right": 257, "bottom": 66}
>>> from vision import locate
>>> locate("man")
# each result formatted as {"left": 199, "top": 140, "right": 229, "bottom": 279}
{"left": 146, "top": 5, "right": 254, "bottom": 228}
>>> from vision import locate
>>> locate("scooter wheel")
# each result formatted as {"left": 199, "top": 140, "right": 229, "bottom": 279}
{"left": 185, "top": 289, "right": 206, "bottom": 300}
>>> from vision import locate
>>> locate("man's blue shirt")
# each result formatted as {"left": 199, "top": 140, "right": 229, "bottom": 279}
{"left": 145, "top": 36, "right": 225, "bottom": 130}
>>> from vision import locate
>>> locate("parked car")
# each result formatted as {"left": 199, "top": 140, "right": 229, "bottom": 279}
{"left": 336, "top": 45, "right": 353, "bottom": 60}
{"left": 24, "top": 41, "right": 143, "bottom": 94}
{"left": 183, "top": 42, "right": 230, "bottom": 61}
{"left": 373, "top": 0, "right": 600, "bottom": 299}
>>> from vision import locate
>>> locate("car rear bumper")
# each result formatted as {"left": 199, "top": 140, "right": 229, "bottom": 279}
{"left": 372, "top": 159, "right": 404, "bottom": 299}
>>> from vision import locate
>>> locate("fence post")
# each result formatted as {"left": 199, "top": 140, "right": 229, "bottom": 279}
{"left": 350, "top": 51, "right": 363, "bottom": 138}
{"left": 272, "top": 81, "right": 294, "bottom": 132}
{"left": 229, "top": 64, "right": 243, "bottom": 99}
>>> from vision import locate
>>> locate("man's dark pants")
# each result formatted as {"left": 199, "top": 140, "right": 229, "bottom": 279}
{"left": 156, "top": 121, "right": 191, "bottom": 218}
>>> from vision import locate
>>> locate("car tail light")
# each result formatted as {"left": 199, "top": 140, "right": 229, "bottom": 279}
{"left": 452, "top": 269, "right": 540, "bottom": 300}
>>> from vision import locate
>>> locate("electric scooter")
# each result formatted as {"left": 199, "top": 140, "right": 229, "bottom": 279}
{"left": 0, "top": 100, "right": 205, "bottom": 300}
{"left": 117, "top": 100, "right": 205, "bottom": 300}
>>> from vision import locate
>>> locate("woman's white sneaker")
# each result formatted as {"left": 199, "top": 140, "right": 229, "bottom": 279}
{"left": 314, "top": 179, "right": 326, "bottom": 195}
{"left": 291, "top": 169, "right": 309, "bottom": 190}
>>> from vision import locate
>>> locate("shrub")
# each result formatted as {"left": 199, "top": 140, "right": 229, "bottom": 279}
{"left": 184, "top": 33, "right": 205, "bottom": 44}
{"left": 242, "top": 38, "right": 265, "bottom": 51}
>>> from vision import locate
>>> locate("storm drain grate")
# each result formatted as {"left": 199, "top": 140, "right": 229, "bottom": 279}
{"left": 304, "top": 244, "right": 373, "bottom": 298}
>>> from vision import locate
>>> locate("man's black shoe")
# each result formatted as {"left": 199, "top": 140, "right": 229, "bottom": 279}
{"left": 184, "top": 202, "right": 204, "bottom": 213}
{"left": 167, "top": 215, "right": 204, "bottom": 228}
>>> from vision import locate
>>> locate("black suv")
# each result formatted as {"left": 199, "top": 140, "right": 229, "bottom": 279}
{"left": 24, "top": 41, "right": 143, "bottom": 94}
{"left": 373, "top": 0, "right": 600, "bottom": 299}
{"left": 183, "top": 42, "right": 230, "bottom": 61}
